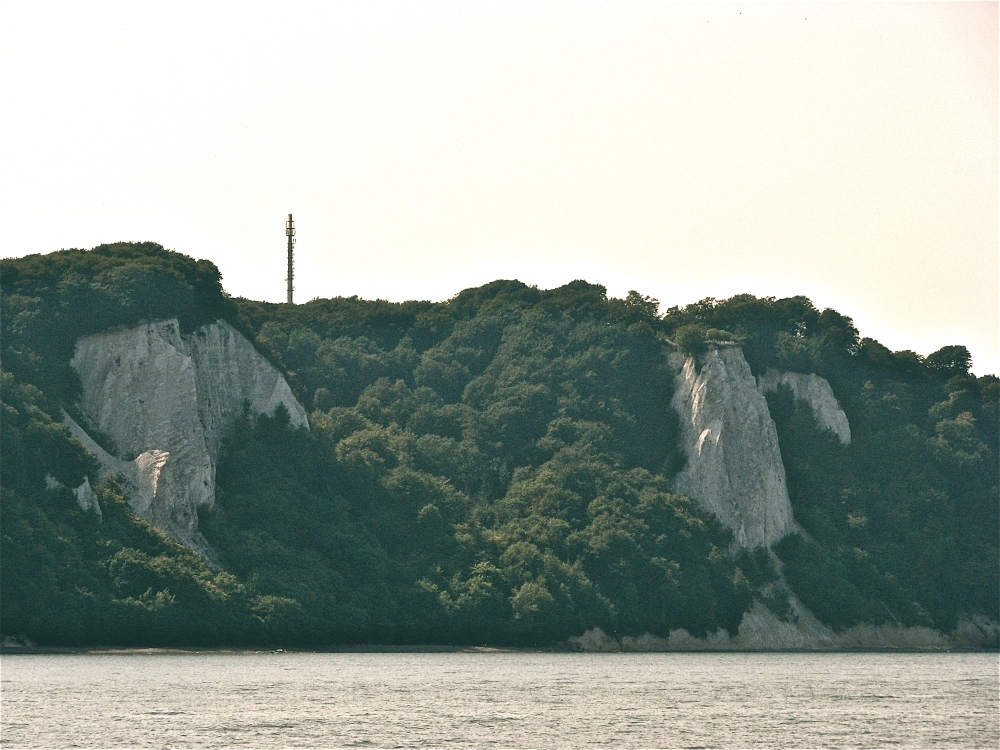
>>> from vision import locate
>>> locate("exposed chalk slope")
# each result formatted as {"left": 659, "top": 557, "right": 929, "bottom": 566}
{"left": 669, "top": 345, "right": 794, "bottom": 549}
{"left": 67, "top": 318, "right": 307, "bottom": 553}
{"left": 757, "top": 369, "right": 851, "bottom": 445}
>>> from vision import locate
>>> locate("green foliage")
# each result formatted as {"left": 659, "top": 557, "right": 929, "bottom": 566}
{"left": 774, "top": 534, "right": 893, "bottom": 630}
{"left": 925, "top": 345, "right": 973, "bottom": 377}
{"left": 2, "top": 244, "right": 996, "bottom": 645}
{"left": 671, "top": 324, "right": 741, "bottom": 357}
{"left": 672, "top": 324, "right": 707, "bottom": 356}
{"left": 662, "top": 294, "right": 860, "bottom": 375}
{"left": 199, "top": 289, "right": 745, "bottom": 645}
{"left": 0, "top": 370, "right": 278, "bottom": 646}
{"left": 1, "top": 243, "right": 232, "bottom": 403}
{"left": 767, "top": 365, "right": 999, "bottom": 631}
{"left": 0, "top": 372, "right": 97, "bottom": 491}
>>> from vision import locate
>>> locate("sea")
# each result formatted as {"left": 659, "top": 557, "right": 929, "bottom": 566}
{"left": 1, "top": 651, "right": 996, "bottom": 749}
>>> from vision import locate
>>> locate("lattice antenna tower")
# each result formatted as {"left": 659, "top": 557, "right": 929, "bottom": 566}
{"left": 285, "top": 213, "right": 295, "bottom": 304}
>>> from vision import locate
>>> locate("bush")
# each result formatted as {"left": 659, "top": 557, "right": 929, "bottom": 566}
{"left": 672, "top": 324, "right": 707, "bottom": 356}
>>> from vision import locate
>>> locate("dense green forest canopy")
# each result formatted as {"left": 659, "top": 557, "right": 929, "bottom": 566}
{"left": 2, "top": 242, "right": 231, "bottom": 405}
{"left": 1, "top": 243, "right": 996, "bottom": 646}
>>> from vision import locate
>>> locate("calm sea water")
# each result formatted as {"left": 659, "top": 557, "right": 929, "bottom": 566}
{"left": 1, "top": 651, "right": 996, "bottom": 749}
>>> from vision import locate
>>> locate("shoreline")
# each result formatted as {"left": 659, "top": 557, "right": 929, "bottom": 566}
{"left": 3, "top": 644, "right": 996, "bottom": 655}
{"left": 0, "top": 644, "right": 532, "bottom": 656}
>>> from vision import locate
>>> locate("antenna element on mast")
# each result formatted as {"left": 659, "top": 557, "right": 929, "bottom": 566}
{"left": 285, "top": 213, "right": 295, "bottom": 304}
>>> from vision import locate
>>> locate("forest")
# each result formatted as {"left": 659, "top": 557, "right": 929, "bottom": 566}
{"left": 1, "top": 243, "right": 996, "bottom": 646}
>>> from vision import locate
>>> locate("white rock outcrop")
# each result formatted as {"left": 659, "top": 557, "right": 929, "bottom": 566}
{"left": 669, "top": 345, "right": 794, "bottom": 549}
{"left": 757, "top": 369, "right": 851, "bottom": 445}
{"left": 66, "top": 318, "right": 307, "bottom": 555}
{"left": 45, "top": 474, "right": 102, "bottom": 519}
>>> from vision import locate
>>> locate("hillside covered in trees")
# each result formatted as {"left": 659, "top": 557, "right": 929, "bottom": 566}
{"left": 2, "top": 243, "right": 996, "bottom": 646}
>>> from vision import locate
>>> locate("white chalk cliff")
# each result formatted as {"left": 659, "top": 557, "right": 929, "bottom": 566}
{"left": 669, "top": 345, "right": 795, "bottom": 549}
{"left": 65, "top": 318, "right": 308, "bottom": 555}
{"left": 757, "top": 369, "right": 851, "bottom": 445}
{"left": 643, "top": 346, "right": 983, "bottom": 649}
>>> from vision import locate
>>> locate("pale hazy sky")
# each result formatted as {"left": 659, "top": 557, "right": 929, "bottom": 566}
{"left": 1, "top": 2, "right": 997, "bottom": 374}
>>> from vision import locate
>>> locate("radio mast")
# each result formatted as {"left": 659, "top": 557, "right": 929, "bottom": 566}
{"left": 285, "top": 213, "right": 295, "bottom": 304}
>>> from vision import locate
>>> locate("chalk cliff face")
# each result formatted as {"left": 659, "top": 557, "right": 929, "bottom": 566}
{"left": 757, "top": 369, "right": 851, "bottom": 445}
{"left": 668, "top": 345, "right": 794, "bottom": 549}
{"left": 652, "top": 347, "right": 914, "bottom": 649}
{"left": 67, "top": 318, "right": 307, "bottom": 554}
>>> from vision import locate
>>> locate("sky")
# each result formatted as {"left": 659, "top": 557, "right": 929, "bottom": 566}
{"left": 1, "top": 2, "right": 997, "bottom": 375}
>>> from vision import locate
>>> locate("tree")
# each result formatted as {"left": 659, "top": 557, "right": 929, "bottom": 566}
{"left": 925, "top": 346, "right": 972, "bottom": 377}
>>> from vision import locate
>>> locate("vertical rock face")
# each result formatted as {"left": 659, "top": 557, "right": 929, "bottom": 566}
{"left": 757, "top": 369, "right": 851, "bottom": 445}
{"left": 68, "top": 318, "right": 308, "bottom": 554}
{"left": 669, "top": 345, "right": 794, "bottom": 549}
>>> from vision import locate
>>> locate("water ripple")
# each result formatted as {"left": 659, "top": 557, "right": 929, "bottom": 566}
{"left": 1, "top": 652, "right": 997, "bottom": 749}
